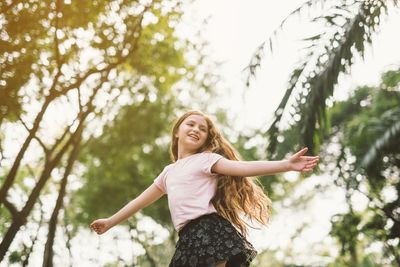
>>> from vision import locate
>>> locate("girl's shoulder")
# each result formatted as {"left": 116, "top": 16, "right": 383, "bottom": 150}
{"left": 202, "top": 151, "right": 223, "bottom": 157}
{"left": 202, "top": 150, "right": 218, "bottom": 155}
{"left": 200, "top": 151, "right": 224, "bottom": 161}
{"left": 162, "top": 163, "right": 175, "bottom": 172}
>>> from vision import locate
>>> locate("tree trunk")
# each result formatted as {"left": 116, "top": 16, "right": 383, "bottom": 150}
{"left": 0, "top": 96, "right": 53, "bottom": 205}
{"left": 128, "top": 222, "right": 157, "bottom": 267}
{"left": 0, "top": 112, "right": 87, "bottom": 262}
{"left": 42, "top": 133, "right": 82, "bottom": 267}
{"left": 22, "top": 200, "right": 45, "bottom": 267}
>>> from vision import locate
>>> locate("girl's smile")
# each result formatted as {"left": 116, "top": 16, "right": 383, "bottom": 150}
{"left": 175, "top": 114, "right": 209, "bottom": 156}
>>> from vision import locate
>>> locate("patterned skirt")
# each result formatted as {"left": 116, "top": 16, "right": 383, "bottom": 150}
{"left": 169, "top": 213, "right": 257, "bottom": 267}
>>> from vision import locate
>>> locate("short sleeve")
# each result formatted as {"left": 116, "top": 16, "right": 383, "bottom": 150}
{"left": 153, "top": 165, "right": 171, "bottom": 194}
{"left": 202, "top": 152, "right": 223, "bottom": 175}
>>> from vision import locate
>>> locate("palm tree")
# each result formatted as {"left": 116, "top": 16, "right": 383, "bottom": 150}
{"left": 327, "top": 69, "right": 400, "bottom": 265}
{"left": 244, "top": 1, "right": 400, "bottom": 264}
{"left": 245, "top": 0, "right": 400, "bottom": 157}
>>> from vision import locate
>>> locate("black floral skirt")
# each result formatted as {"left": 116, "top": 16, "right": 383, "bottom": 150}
{"left": 169, "top": 213, "right": 257, "bottom": 267}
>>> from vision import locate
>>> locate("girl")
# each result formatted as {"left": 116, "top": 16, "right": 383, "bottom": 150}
{"left": 90, "top": 110, "right": 319, "bottom": 267}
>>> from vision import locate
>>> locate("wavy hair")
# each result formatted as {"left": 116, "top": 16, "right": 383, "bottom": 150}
{"left": 170, "top": 110, "right": 272, "bottom": 236}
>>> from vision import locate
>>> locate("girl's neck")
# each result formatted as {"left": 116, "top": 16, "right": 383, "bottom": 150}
{"left": 177, "top": 149, "right": 198, "bottom": 160}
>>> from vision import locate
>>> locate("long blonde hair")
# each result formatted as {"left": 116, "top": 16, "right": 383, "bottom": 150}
{"left": 170, "top": 110, "right": 272, "bottom": 236}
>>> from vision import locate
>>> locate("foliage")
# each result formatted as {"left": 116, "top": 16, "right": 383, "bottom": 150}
{"left": 251, "top": 66, "right": 400, "bottom": 266}
{"left": 245, "top": 0, "right": 399, "bottom": 157}
{"left": 0, "top": 205, "right": 11, "bottom": 234}
{"left": 326, "top": 66, "right": 400, "bottom": 266}
{"left": 0, "top": 0, "right": 108, "bottom": 122}
{"left": 0, "top": 0, "right": 223, "bottom": 265}
{"left": 72, "top": 99, "right": 175, "bottom": 227}
{"left": 243, "top": 1, "right": 400, "bottom": 262}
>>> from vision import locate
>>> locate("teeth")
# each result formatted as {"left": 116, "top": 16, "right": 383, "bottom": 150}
{"left": 189, "top": 135, "right": 199, "bottom": 140}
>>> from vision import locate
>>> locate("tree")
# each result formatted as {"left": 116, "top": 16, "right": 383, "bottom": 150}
{"left": 326, "top": 67, "right": 400, "bottom": 266}
{"left": 241, "top": 0, "right": 400, "bottom": 263}
{"left": 245, "top": 0, "right": 400, "bottom": 157}
{"left": 0, "top": 0, "right": 220, "bottom": 264}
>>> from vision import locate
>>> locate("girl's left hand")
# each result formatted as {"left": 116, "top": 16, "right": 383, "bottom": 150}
{"left": 288, "top": 147, "right": 319, "bottom": 172}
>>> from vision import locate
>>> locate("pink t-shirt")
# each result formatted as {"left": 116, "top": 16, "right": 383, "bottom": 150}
{"left": 153, "top": 152, "right": 223, "bottom": 231}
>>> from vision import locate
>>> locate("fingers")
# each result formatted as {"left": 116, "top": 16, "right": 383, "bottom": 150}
{"left": 294, "top": 147, "right": 308, "bottom": 157}
{"left": 301, "top": 155, "right": 320, "bottom": 171}
{"left": 307, "top": 159, "right": 319, "bottom": 166}
{"left": 303, "top": 161, "right": 319, "bottom": 172}
{"left": 303, "top": 167, "right": 315, "bottom": 172}
{"left": 91, "top": 226, "right": 102, "bottom": 235}
{"left": 303, "top": 156, "right": 319, "bottom": 160}
{"left": 90, "top": 222, "right": 96, "bottom": 229}
{"left": 307, "top": 158, "right": 319, "bottom": 164}
{"left": 294, "top": 147, "right": 321, "bottom": 161}
{"left": 303, "top": 156, "right": 319, "bottom": 165}
{"left": 90, "top": 222, "right": 102, "bottom": 234}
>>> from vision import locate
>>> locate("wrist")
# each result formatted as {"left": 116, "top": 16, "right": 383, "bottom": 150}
{"left": 283, "top": 160, "right": 292, "bottom": 172}
{"left": 107, "top": 217, "right": 116, "bottom": 228}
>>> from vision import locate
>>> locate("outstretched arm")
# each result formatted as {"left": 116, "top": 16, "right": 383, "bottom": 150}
{"left": 212, "top": 147, "right": 319, "bottom": 177}
{"left": 90, "top": 183, "right": 164, "bottom": 235}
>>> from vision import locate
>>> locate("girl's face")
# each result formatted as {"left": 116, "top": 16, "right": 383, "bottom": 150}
{"left": 175, "top": 114, "right": 209, "bottom": 152}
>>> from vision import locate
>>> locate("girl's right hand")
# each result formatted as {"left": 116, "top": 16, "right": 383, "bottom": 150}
{"left": 90, "top": 218, "right": 112, "bottom": 235}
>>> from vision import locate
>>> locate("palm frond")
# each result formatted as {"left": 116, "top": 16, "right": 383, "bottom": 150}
{"left": 360, "top": 109, "right": 400, "bottom": 170}
{"left": 260, "top": 63, "right": 307, "bottom": 158}
{"left": 264, "top": 0, "right": 391, "bottom": 156}
{"left": 300, "top": 0, "right": 388, "bottom": 152}
{"left": 244, "top": 0, "right": 330, "bottom": 86}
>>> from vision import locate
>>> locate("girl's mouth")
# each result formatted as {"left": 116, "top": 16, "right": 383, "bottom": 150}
{"left": 188, "top": 134, "right": 199, "bottom": 141}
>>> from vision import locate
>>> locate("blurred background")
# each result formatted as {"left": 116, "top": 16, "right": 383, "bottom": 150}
{"left": 0, "top": 0, "right": 399, "bottom": 266}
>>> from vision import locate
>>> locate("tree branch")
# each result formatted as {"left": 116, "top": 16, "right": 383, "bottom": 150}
{"left": 17, "top": 114, "right": 49, "bottom": 153}
{"left": 3, "top": 198, "right": 19, "bottom": 220}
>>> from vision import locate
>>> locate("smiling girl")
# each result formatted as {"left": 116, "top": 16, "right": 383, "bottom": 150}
{"left": 90, "top": 110, "right": 319, "bottom": 267}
